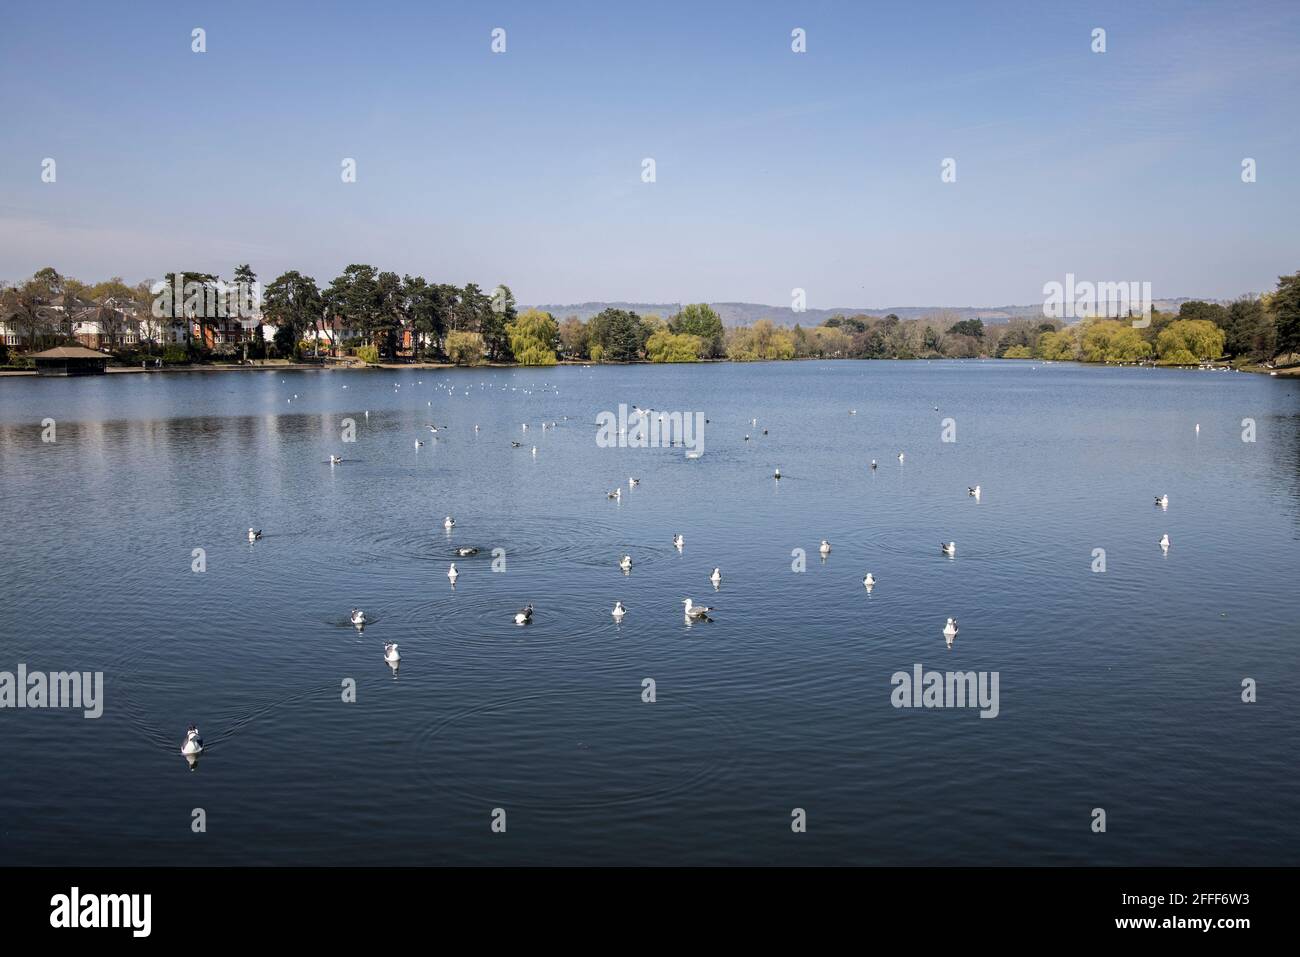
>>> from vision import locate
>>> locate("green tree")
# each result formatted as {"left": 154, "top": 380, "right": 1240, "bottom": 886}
{"left": 1156, "top": 319, "right": 1226, "bottom": 365}
{"left": 1272, "top": 272, "right": 1300, "bottom": 357}
{"left": 646, "top": 329, "right": 704, "bottom": 362}
{"left": 264, "top": 270, "right": 323, "bottom": 361}
{"left": 1223, "top": 296, "right": 1274, "bottom": 358}
{"left": 589, "top": 308, "right": 645, "bottom": 361}
{"left": 669, "top": 303, "right": 724, "bottom": 357}
{"left": 483, "top": 285, "right": 517, "bottom": 361}
{"left": 445, "top": 330, "right": 486, "bottom": 365}
{"left": 506, "top": 308, "right": 559, "bottom": 365}
{"left": 559, "top": 316, "right": 589, "bottom": 358}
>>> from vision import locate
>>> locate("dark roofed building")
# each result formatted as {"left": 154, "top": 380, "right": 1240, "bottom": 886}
{"left": 31, "top": 345, "right": 109, "bottom": 376}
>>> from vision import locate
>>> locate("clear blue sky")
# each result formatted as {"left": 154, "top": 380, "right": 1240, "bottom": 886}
{"left": 1, "top": 0, "right": 1297, "bottom": 307}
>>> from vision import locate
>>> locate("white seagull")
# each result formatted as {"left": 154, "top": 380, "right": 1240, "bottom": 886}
{"left": 1154, "top": 494, "right": 1169, "bottom": 509}
{"left": 612, "top": 601, "right": 626, "bottom": 620}
{"left": 773, "top": 468, "right": 782, "bottom": 479}
{"left": 968, "top": 485, "right": 981, "bottom": 498}
{"left": 863, "top": 572, "right": 876, "bottom": 587}
{"left": 247, "top": 527, "right": 262, "bottom": 543}
{"left": 682, "top": 598, "right": 714, "bottom": 621}
{"left": 941, "top": 541, "right": 956, "bottom": 556}
{"left": 1159, "top": 534, "right": 1171, "bottom": 550}
{"left": 710, "top": 567, "right": 722, "bottom": 585}
{"left": 444, "top": 516, "right": 455, "bottom": 529}
{"left": 819, "top": 539, "right": 831, "bottom": 555}
{"left": 619, "top": 555, "right": 633, "bottom": 572}
{"left": 350, "top": 609, "right": 367, "bottom": 628}
{"left": 447, "top": 562, "right": 459, "bottom": 583}
{"left": 383, "top": 643, "right": 400, "bottom": 663}
{"left": 514, "top": 604, "right": 533, "bottom": 625}
{"left": 628, "top": 477, "right": 640, "bottom": 487}
{"left": 180, "top": 724, "right": 203, "bottom": 756}
{"left": 673, "top": 534, "right": 684, "bottom": 549}
{"left": 943, "top": 618, "right": 959, "bottom": 640}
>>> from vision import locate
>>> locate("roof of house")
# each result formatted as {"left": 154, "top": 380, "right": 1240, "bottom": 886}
{"left": 31, "top": 345, "right": 110, "bottom": 359}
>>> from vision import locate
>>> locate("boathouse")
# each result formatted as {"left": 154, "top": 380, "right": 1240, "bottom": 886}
{"left": 31, "top": 345, "right": 110, "bottom": 377}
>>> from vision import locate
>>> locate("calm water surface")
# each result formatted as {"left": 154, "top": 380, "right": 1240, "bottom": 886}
{"left": 0, "top": 361, "right": 1297, "bottom": 865}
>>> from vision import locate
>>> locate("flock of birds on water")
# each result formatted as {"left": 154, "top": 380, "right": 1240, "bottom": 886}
{"left": 181, "top": 377, "right": 1186, "bottom": 761}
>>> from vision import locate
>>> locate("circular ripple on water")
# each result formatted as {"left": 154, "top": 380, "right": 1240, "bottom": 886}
{"left": 406, "top": 685, "right": 744, "bottom": 811}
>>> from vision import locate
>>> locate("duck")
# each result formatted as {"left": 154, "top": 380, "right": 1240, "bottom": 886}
{"left": 447, "top": 563, "right": 459, "bottom": 583}
{"left": 710, "top": 567, "right": 722, "bottom": 585}
{"left": 444, "top": 516, "right": 455, "bottom": 529}
{"left": 180, "top": 724, "right": 203, "bottom": 756}
{"left": 943, "top": 618, "right": 959, "bottom": 640}
{"left": 350, "top": 609, "right": 367, "bottom": 628}
{"left": 455, "top": 546, "right": 479, "bottom": 557}
{"left": 863, "top": 572, "right": 876, "bottom": 587}
{"left": 247, "top": 527, "right": 262, "bottom": 543}
{"left": 1159, "top": 533, "right": 1170, "bottom": 550}
{"left": 514, "top": 604, "right": 533, "bottom": 625}
{"left": 682, "top": 598, "right": 714, "bottom": 621}
{"left": 941, "top": 541, "right": 956, "bottom": 556}
{"left": 619, "top": 555, "right": 633, "bottom": 572}
{"left": 1154, "top": 494, "right": 1169, "bottom": 508}
{"left": 968, "top": 485, "right": 981, "bottom": 498}
{"left": 819, "top": 539, "right": 831, "bottom": 555}
{"left": 673, "top": 534, "right": 685, "bottom": 549}
{"left": 612, "top": 601, "right": 626, "bottom": 620}
{"left": 383, "top": 643, "right": 400, "bottom": 663}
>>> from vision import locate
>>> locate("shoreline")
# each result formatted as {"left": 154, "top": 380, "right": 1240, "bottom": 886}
{"left": 2, "top": 357, "right": 1296, "bottom": 378}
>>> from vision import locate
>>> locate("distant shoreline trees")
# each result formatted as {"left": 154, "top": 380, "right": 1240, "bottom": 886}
{"left": 4, "top": 266, "right": 1298, "bottom": 370}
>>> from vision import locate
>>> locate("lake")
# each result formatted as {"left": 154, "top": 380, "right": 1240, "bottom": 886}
{"left": 0, "top": 360, "right": 1297, "bottom": 865}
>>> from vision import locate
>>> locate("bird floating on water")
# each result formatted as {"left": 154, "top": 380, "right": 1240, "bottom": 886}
{"left": 898, "top": 452, "right": 905, "bottom": 462}
{"left": 1155, "top": 494, "right": 1169, "bottom": 509}
{"left": 415, "top": 440, "right": 424, "bottom": 448}
{"left": 383, "top": 643, "right": 400, "bottom": 663}
{"left": 329, "top": 455, "right": 342, "bottom": 465}
{"left": 456, "top": 546, "right": 479, "bottom": 557}
{"left": 968, "top": 485, "right": 981, "bottom": 498}
{"left": 773, "top": 468, "right": 782, "bottom": 479}
{"left": 447, "top": 563, "right": 459, "bottom": 583}
{"left": 350, "top": 609, "right": 367, "bottom": 628}
{"left": 682, "top": 598, "right": 714, "bottom": 621}
{"left": 1159, "top": 533, "right": 1171, "bottom": 550}
{"left": 673, "top": 534, "right": 685, "bottom": 549}
{"left": 628, "top": 477, "right": 640, "bottom": 487}
{"left": 444, "top": 516, "right": 455, "bottom": 530}
{"left": 819, "top": 539, "right": 831, "bottom": 555}
{"left": 943, "top": 618, "right": 959, "bottom": 640}
{"left": 607, "top": 488, "right": 622, "bottom": 500}
{"left": 181, "top": 724, "right": 203, "bottom": 756}
{"left": 941, "top": 541, "right": 956, "bottom": 556}
{"left": 863, "top": 572, "right": 876, "bottom": 587}
{"left": 870, "top": 460, "right": 878, "bottom": 470}
{"left": 619, "top": 555, "right": 633, "bottom": 572}
{"left": 248, "top": 527, "right": 262, "bottom": 543}
{"left": 710, "top": 567, "right": 722, "bottom": 585}
{"left": 612, "top": 601, "right": 626, "bottom": 620}
{"left": 514, "top": 604, "right": 533, "bottom": 625}
{"left": 511, "top": 441, "right": 522, "bottom": 448}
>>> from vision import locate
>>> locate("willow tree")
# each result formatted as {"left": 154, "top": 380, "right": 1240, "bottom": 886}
{"left": 507, "top": 309, "right": 559, "bottom": 365}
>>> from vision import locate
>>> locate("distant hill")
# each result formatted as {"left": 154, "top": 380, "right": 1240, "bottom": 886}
{"left": 525, "top": 299, "right": 1215, "bottom": 328}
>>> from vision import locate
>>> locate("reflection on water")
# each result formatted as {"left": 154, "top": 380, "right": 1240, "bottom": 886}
{"left": 0, "top": 362, "right": 1298, "bottom": 865}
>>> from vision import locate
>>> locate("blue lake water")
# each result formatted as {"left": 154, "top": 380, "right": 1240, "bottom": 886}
{"left": 0, "top": 360, "right": 1297, "bottom": 865}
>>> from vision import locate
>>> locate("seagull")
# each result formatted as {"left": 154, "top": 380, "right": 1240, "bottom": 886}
{"left": 427, "top": 425, "right": 440, "bottom": 434}
{"left": 350, "top": 609, "right": 367, "bottom": 628}
{"left": 180, "top": 724, "right": 203, "bottom": 756}
{"left": 744, "top": 434, "right": 751, "bottom": 441}
{"left": 710, "top": 567, "right": 722, "bottom": 585}
{"left": 415, "top": 440, "right": 424, "bottom": 448}
{"left": 1195, "top": 423, "right": 1200, "bottom": 434}
{"left": 1154, "top": 494, "right": 1169, "bottom": 508}
{"left": 329, "top": 455, "right": 342, "bottom": 465}
{"left": 673, "top": 534, "right": 684, "bottom": 549}
{"left": 514, "top": 604, "right": 533, "bottom": 625}
{"left": 870, "top": 460, "right": 877, "bottom": 470}
{"left": 682, "top": 598, "right": 714, "bottom": 621}
{"left": 383, "top": 643, "right": 400, "bottom": 663}
{"left": 456, "top": 546, "right": 479, "bottom": 557}
{"left": 447, "top": 563, "right": 458, "bottom": 583}
{"left": 941, "top": 541, "right": 956, "bottom": 556}
{"left": 511, "top": 441, "right": 522, "bottom": 448}
{"left": 612, "top": 601, "right": 626, "bottom": 620}
{"left": 1159, "top": 534, "right": 1170, "bottom": 550}
{"left": 898, "top": 452, "right": 905, "bottom": 462}
{"left": 628, "top": 477, "right": 640, "bottom": 487}
{"left": 773, "top": 468, "right": 782, "bottom": 479}
{"left": 943, "top": 618, "right": 959, "bottom": 640}
{"left": 444, "top": 516, "right": 455, "bottom": 529}
{"left": 608, "top": 488, "right": 622, "bottom": 500}
{"left": 619, "top": 555, "right": 633, "bottom": 572}
{"left": 968, "top": 485, "right": 981, "bottom": 498}
{"left": 850, "top": 409, "right": 857, "bottom": 415}
{"left": 863, "top": 572, "right": 876, "bottom": 587}
{"left": 247, "top": 527, "right": 262, "bottom": 543}
{"left": 531, "top": 446, "right": 537, "bottom": 456}
{"left": 819, "top": 539, "right": 831, "bottom": 555}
